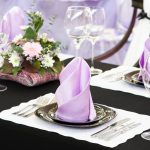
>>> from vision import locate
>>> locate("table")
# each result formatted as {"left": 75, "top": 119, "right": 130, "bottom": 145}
{"left": 0, "top": 58, "right": 150, "bottom": 150}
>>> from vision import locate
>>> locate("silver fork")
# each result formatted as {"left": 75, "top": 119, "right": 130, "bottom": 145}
{"left": 20, "top": 98, "right": 56, "bottom": 117}
{"left": 12, "top": 95, "right": 55, "bottom": 117}
{"left": 12, "top": 96, "right": 46, "bottom": 115}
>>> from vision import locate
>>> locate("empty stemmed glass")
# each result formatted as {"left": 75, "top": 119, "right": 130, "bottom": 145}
{"left": 141, "top": 68, "right": 150, "bottom": 140}
{"left": 88, "top": 8, "right": 105, "bottom": 75}
{"left": 0, "top": 32, "right": 8, "bottom": 92}
{"left": 64, "top": 6, "right": 91, "bottom": 57}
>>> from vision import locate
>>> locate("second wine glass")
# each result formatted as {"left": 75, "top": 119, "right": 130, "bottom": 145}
{"left": 64, "top": 6, "right": 91, "bottom": 57}
{"left": 88, "top": 8, "right": 105, "bottom": 75}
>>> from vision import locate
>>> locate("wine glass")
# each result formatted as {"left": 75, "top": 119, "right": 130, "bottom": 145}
{"left": 0, "top": 32, "right": 8, "bottom": 92}
{"left": 88, "top": 8, "right": 105, "bottom": 75}
{"left": 141, "top": 68, "right": 150, "bottom": 140}
{"left": 64, "top": 6, "right": 91, "bottom": 57}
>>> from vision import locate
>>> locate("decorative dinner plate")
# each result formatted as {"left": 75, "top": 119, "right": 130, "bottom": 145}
{"left": 35, "top": 103, "right": 117, "bottom": 128}
{"left": 122, "top": 70, "right": 144, "bottom": 86}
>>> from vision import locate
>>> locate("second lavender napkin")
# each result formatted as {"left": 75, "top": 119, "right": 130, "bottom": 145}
{"left": 55, "top": 57, "right": 96, "bottom": 123}
{"left": 139, "top": 38, "right": 150, "bottom": 79}
{"left": 0, "top": 6, "right": 25, "bottom": 41}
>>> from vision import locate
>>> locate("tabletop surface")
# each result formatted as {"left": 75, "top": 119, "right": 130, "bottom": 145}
{"left": 0, "top": 58, "right": 150, "bottom": 150}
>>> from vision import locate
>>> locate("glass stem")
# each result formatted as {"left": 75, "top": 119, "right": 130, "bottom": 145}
{"left": 91, "top": 40, "right": 95, "bottom": 69}
{"left": 73, "top": 39, "right": 80, "bottom": 57}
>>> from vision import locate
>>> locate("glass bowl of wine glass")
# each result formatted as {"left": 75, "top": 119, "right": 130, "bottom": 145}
{"left": 64, "top": 6, "right": 91, "bottom": 57}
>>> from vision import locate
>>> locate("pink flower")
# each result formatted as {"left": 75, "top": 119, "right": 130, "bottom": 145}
{"left": 23, "top": 42, "right": 42, "bottom": 58}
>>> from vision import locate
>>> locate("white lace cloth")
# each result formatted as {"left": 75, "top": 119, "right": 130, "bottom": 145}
{"left": 0, "top": 93, "right": 150, "bottom": 148}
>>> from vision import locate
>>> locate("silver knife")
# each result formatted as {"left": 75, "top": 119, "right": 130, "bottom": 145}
{"left": 103, "top": 122, "right": 141, "bottom": 141}
{"left": 91, "top": 118, "right": 130, "bottom": 137}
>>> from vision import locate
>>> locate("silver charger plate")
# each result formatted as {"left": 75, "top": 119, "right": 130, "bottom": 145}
{"left": 35, "top": 103, "right": 117, "bottom": 128}
{"left": 122, "top": 70, "right": 144, "bottom": 86}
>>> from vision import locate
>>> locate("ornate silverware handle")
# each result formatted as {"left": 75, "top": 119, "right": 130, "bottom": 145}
{"left": 104, "top": 122, "right": 141, "bottom": 141}
{"left": 91, "top": 118, "right": 130, "bottom": 137}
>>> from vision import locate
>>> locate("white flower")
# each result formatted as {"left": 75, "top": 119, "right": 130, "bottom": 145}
{"left": 1, "top": 45, "right": 12, "bottom": 56}
{"left": 42, "top": 33, "right": 48, "bottom": 37}
{"left": 48, "top": 38, "right": 55, "bottom": 42}
{"left": 35, "top": 11, "right": 42, "bottom": 17}
{"left": 20, "top": 25, "right": 29, "bottom": 30}
{"left": 41, "top": 54, "right": 55, "bottom": 68}
{"left": 0, "top": 55, "right": 4, "bottom": 68}
{"left": 40, "top": 33, "right": 48, "bottom": 43}
{"left": 9, "top": 52, "right": 22, "bottom": 67}
{"left": 12, "top": 34, "right": 23, "bottom": 43}
{"left": 42, "top": 33, "right": 48, "bottom": 38}
{"left": 0, "top": 47, "right": 9, "bottom": 56}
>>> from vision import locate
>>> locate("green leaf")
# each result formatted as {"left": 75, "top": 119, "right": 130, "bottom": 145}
{"left": 1, "top": 60, "right": 13, "bottom": 74}
{"left": 0, "top": 68, "right": 3, "bottom": 72}
{"left": 33, "top": 60, "right": 41, "bottom": 70}
{"left": 47, "top": 67, "right": 55, "bottom": 74}
{"left": 11, "top": 44, "right": 23, "bottom": 54}
{"left": 39, "top": 68, "right": 46, "bottom": 76}
{"left": 12, "top": 67, "right": 21, "bottom": 76}
{"left": 52, "top": 60, "right": 63, "bottom": 73}
{"left": 26, "top": 11, "right": 44, "bottom": 34}
{"left": 23, "top": 27, "right": 37, "bottom": 40}
{"left": 34, "top": 18, "right": 43, "bottom": 33}
{"left": 51, "top": 41, "right": 61, "bottom": 50}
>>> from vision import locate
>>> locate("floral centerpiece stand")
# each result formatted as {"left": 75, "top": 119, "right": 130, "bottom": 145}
{"left": 0, "top": 11, "right": 63, "bottom": 86}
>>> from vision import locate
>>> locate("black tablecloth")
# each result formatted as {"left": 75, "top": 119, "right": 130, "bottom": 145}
{"left": 0, "top": 59, "right": 150, "bottom": 150}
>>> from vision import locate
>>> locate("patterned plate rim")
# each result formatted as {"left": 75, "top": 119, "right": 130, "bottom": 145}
{"left": 35, "top": 103, "right": 117, "bottom": 128}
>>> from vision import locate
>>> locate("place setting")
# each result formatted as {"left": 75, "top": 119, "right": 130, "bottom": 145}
{"left": 122, "top": 38, "right": 150, "bottom": 87}
{"left": 90, "top": 52, "right": 150, "bottom": 98}
{"left": 34, "top": 57, "right": 116, "bottom": 128}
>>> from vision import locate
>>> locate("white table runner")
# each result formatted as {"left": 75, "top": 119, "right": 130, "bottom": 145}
{"left": 0, "top": 93, "right": 150, "bottom": 148}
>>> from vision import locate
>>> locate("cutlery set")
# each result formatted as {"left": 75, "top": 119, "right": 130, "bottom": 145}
{"left": 12, "top": 96, "right": 55, "bottom": 117}
{"left": 104, "top": 122, "right": 141, "bottom": 141}
{"left": 91, "top": 118, "right": 141, "bottom": 141}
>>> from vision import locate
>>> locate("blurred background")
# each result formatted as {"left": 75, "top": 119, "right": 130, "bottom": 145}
{"left": 0, "top": 0, "right": 135, "bottom": 65}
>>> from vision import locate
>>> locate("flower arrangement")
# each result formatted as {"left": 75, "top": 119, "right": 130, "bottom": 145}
{"left": 0, "top": 11, "right": 63, "bottom": 76}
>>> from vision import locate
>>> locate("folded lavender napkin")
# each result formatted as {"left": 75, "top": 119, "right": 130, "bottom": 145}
{"left": 55, "top": 57, "right": 96, "bottom": 123}
{"left": 139, "top": 38, "right": 150, "bottom": 79}
{"left": 0, "top": 6, "right": 25, "bottom": 41}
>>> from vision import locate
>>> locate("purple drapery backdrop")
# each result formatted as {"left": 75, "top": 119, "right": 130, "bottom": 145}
{"left": 0, "top": 0, "right": 133, "bottom": 65}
